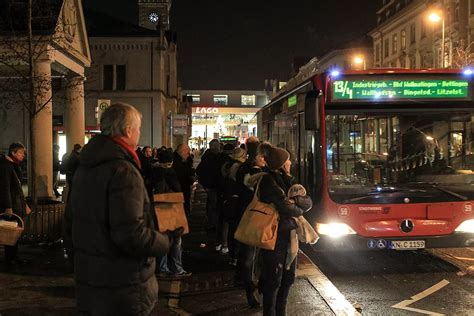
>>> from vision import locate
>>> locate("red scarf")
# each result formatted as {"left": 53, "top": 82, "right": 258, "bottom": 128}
{"left": 110, "top": 136, "right": 142, "bottom": 170}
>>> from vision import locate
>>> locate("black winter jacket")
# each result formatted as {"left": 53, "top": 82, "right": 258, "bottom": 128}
{"left": 172, "top": 152, "right": 195, "bottom": 191}
{"left": 65, "top": 135, "right": 170, "bottom": 314}
{"left": 152, "top": 165, "right": 182, "bottom": 194}
{"left": 0, "top": 155, "right": 26, "bottom": 217}
{"left": 257, "top": 171, "right": 312, "bottom": 235}
{"left": 196, "top": 149, "right": 221, "bottom": 189}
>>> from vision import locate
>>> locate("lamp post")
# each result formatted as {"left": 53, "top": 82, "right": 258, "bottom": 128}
{"left": 428, "top": 11, "right": 445, "bottom": 68}
{"left": 353, "top": 55, "right": 366, "bottom": 70}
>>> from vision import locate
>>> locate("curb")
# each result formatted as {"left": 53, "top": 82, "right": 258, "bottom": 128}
{"left": 297, "top": 251, "right": 361, "bottom": 316}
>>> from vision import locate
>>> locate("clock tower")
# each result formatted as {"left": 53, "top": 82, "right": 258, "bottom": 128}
{"left": 138, "top": 0, "right": 171, "bottom": 31}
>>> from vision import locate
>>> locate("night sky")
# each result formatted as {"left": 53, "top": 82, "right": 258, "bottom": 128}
{"left": 83, "top": 0, "right": 382, "bottom": 90}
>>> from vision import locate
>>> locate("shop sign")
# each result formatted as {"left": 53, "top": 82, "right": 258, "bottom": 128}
{"left": 195, "top": 107, "right": 219, "bottom": 114}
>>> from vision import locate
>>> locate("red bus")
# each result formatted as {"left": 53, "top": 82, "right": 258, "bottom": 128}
{"left": 258, "top": 68, "right": 474, "bottom": 250}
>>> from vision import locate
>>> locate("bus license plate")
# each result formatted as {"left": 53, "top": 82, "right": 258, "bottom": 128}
{"left": 391, "top": 240, "right": 425, "bottom": 250}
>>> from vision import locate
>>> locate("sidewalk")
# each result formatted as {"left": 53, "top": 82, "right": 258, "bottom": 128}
{"left": 157, "top": 186, "right": 335, "bottom": 315}
{"left": 0, "top": 185, "right": 335, "bottom": 315}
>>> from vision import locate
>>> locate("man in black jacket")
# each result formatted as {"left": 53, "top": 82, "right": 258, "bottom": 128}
{"left": 173, "top": 144, "right": 195, "bottom": 216}
{"left": 0, "top": 142, "right": 30, "bottom": 265}
{"left": 65, "top": 103, "right": 172, "bottom": 315}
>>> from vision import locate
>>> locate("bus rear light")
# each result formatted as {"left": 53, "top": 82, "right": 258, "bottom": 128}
{"left": 316, "top": 223, "right": 356, "bottom": 238}
{"left": 455, "top": 219, "right": 474, "bottom": 233}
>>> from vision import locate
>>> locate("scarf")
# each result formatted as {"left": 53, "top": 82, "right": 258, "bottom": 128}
{"left": 110, "top": 136, "right": 142, "bottom": 170}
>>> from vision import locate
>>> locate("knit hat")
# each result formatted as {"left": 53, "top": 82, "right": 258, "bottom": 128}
{"left": 158, "top": 148, "right": 174, "bottom": 163}
{"left": 223, "top": 143, "right": 235, "bottom": 154}
{"left": 246, "top": 137, "right": 260, "bottom": 159}
{"left": 231, "top": 147, "right": 247, "bottom": 163}
{"left": 258, "top": 142, "right": 289, "bottom": 171}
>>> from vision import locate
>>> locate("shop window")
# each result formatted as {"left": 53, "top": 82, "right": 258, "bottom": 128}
{"left": 241, "top": 95, "right": 256, "bottom": 106}
{"left": 213, "top": 95, "right": 228, "bottom": 105}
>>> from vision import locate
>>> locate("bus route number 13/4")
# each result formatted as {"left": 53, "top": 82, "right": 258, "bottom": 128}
{"left": 334, "top": 81, "right": 353, "bottom": 99}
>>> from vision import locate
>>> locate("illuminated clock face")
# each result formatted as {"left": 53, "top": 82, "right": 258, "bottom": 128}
{"left": 148, "top": 12, "right": 159, "bottom": 23}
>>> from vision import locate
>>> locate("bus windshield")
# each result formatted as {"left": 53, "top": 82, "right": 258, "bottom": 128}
{"left": 325, "top": 111, "right": 474, "bottom": 203}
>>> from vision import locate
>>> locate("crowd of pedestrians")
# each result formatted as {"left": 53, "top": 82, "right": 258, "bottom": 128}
{"left": 1, "top": 102, "right": 313, "bottom": 316}
{"left": 196, "top": 135, "right": 312, "bottom": 316}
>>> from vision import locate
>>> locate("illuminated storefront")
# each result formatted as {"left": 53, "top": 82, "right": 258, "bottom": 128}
{"left": 190, "top": 106, "right": 259, "bottom": 149}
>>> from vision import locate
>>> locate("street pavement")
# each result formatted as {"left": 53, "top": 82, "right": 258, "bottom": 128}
{"left": 0, "top": 186, "right": 335, "bottom": 315}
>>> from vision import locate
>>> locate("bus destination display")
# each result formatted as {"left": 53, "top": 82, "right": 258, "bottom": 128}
{"left": 332, "top": 78, "right": 470, "bottom": 101}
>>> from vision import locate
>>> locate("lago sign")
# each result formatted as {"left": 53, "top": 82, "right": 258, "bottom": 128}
{"left": 332, "top": 77, "right": 471, "bottom": 102}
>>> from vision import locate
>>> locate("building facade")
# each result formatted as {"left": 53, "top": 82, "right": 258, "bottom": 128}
{"left": 369, "top": 0, "right": 472, "bottom": 69}
{"left": 182, "top": 90, "right": 270, "bottom": 148}
{"left": 82, "top": 0, "right": 179, "bottom": 149}
{"left": 0, "top": 0, "right": 91, "bottom": 197}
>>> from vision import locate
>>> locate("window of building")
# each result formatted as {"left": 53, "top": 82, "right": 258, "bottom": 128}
{"left": 421, "top": 21, "right": 426, "bottom": 38}
{"left": 410, "top": 23, "right": 416, "bottom": 44}
{"left": 103, "top": 65, "right": 114, "bottom": 90}
{"left": 401, "top": 29, "right": 406, "bottom": 49}
{"left": 213, "top": 95, "right": 228, "bottom": 105}
{"left": 116, "top": 65, "right": 126, "bottom": 90}
{"left": 384, "top": 38, "right": 389, "bottom": 57}
{"left": 392, "top": 34, "right": 398, "bottom": 53}
{"left": 471, "top": 0, "right": 474, "bottom": 14}
{"left": 190, "top": 94, "right": 200, "bottom": 103}
{"left": 455, "top": 2, "right": 459, "bottom": 22}
{"left": 241, "top": 95, "right": 256, "bottom": 106}
{"left": 375, "top": 43, "right": 381, "bottom": 62}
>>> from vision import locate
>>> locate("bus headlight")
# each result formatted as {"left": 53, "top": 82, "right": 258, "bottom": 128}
{"left": 455, "top": 219, "right": 474, "bottom": 233}
{"left": 316, "top": 223, "right": 356, "bottom": 238}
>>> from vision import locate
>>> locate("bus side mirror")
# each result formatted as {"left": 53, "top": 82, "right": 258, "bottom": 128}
{"left": 305, "top": 91, "right": 320, "bottom": 130}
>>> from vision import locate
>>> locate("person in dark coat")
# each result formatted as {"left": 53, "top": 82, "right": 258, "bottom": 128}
{"left": 153, "top": 148, "right": 191, "bottom": 277}
{"left": 63, "top": 144, "right": 81, "bottom": 189}
{"left": 196, "top": 139, "right": 221, "bottom": 230}
{"left": 64, "top": 103, "right": 173, "bottom": 316}
{"left": 234, "top": 137, "right": 264, "bottom": 307}
{"left": 220, "top": 147, "right": 247, "bottom": 263}
{"left": 173, "top": 144, "right": 195, "bottom": 216}
{"left": 0, "top": 142, "right": 30, "bottom": 265}
{"left": 255, "top": 142, "right": 312, "bottom": 316}
{"left": 53, "top": 144, "right": 61, "bottom": 197}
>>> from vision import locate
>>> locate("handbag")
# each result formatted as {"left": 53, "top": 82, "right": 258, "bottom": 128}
{"left": 234, "top": 176, "right": 279, "bottom": 250}
{"left": 154, "top": 192, "right": 189, "bottom": 234}
{"left": 295, "top": 216, "right": 319, "bottom": 244}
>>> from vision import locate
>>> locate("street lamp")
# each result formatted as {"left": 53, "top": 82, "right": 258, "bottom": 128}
{"left": 428, "top": 11, "right": 445, "bottom": 68}
{"left": 353, "top": 55, "right": 366, "bottom": 70}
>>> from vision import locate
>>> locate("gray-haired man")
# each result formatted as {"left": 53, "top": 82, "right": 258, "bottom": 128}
{"left": 65, "top": 103, "right": 174, "bottom": 315}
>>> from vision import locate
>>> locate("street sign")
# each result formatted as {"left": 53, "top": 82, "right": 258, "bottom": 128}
{"left": 95, "top": 99, "right": 111, "bottom": 124}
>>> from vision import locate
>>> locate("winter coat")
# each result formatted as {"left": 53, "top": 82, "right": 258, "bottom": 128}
{"left": 0, "top": 155, "right": 26, "bottom": 217}
{"left": 172, "top": 152, "right": 195, "bottom": 191}
{"left": 250, "top": 170, "right": 312, "bottom": 236}
{"left": 65, "top": 150, "right": 80, "bottom": 186}
{"left": 65, "top": 134, "right": 170, "bottom": 315}
{"left": 220, "top": 159, "right": 242, "bottom": 221}
{"left": 152, "top": 165, "right": 182, "bottom": 194}
{"left": 235, "top": 160, "right": 264, "bottom": 221}
{"left": 196, "top": 149, "right": 221, "bottom": 189}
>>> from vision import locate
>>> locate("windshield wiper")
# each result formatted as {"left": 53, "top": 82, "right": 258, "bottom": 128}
{"left": 342, "top": 188, "right": 405, "bottom": 203}
{"left": 432, "top": 186, "right": 468, "bottom": 201}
